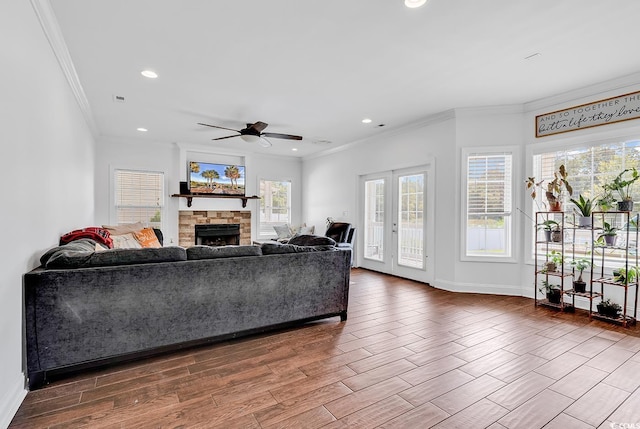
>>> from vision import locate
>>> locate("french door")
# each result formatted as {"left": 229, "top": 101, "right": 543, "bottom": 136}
{"left": 359, "top": 166, "right": 433, "bottom": 283}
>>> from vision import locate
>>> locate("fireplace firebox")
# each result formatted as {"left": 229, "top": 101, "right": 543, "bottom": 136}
{"left": 195, "top": 224, "right": 240, "bottom": 246}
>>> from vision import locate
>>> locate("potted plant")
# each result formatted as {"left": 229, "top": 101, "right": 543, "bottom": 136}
{"left": 525, "top": 164, "right": 573, "bottom": 212}
{"left": 570, "top": 258, "right": 591, "bottom": 293}
{"left": 596, "top": 298, "right": 622, "bottom": 318}
{"left": 539, "top": 280, "right": 562, "bottom": 304}
{"left": 545, "top": 250, "right": 563, "bottom": 272}
{"left": 604, "top": 167, "right": 639, "bottom": 212}
{"left": 537, "top": 220, "right": 561, "bottom": 242}
{"left": 570, "top": 194, "right": 593, "bottom": 228}
{"left": 598, "top": 221, "right": 618, "bottom": 246}
{"left": 613, "top": 266, "right": 638, "bottom": 284}
{"left": 596, "top": 188, "right": 616, "bottom": 212}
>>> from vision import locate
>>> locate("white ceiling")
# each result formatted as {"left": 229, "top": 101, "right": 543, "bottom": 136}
{"left": 48, "top": 0, "right": 640, "bottom": 157}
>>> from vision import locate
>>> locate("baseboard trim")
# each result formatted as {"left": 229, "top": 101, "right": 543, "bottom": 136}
{"left": 432, "top": 278, "right": 524, "bottom": 296}
{"left": 0, "top": 373, "right": 26, "bottom": 429}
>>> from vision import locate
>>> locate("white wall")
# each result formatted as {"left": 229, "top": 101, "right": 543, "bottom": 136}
{"left": 0, "top": 1, "right": 96, "bottom": 426}
{"left": 302, "top": 115, "right": 456, "bottom": 281}
{"left": 94, "top": 139, "right": 302, "bottom": 243}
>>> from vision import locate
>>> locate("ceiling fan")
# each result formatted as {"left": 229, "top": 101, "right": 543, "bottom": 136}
{"left": 197, "top": 121, "right": 303, "bottom": 148}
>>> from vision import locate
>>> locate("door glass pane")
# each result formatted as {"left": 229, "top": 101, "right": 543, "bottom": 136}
{"left": 398, "top": 174, "right": 424, "bottom": 268}
{"left": 364, "top": 179, "right": 385, "bottom": 261}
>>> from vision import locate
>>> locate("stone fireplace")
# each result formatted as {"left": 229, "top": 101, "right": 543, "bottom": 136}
{"left": 179, "top": 211, "right": 251, "bottom": 247}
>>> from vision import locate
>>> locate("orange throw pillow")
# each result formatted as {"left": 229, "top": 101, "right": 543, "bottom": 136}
{"left": 134, "top": 228, "right": 162, "bottom": 248}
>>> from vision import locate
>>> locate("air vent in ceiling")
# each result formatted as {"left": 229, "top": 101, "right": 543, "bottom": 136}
{"left": 113, "top": 95, "right": 125, "bottom": 103}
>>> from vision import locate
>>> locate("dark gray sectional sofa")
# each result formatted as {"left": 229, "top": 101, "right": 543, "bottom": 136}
{"left": 24, "top": 240, "right": 351, "bottom": 389}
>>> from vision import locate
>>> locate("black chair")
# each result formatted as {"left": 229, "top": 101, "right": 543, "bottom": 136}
{"left": 326, "top": 222, "right": 356, "bottom": 264}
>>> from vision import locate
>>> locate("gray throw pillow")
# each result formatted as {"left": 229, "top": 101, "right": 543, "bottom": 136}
{"left": 287, "top": 234, "right": 336, "bottom": 247}
{"left": 187, "top": 245, "right": 262, "bottom": 260}
{"left": 40, "top": 238, "right": 102, "bottom": 266}
{"left": 261, "top": 242, "right": 335, "bottom": 254}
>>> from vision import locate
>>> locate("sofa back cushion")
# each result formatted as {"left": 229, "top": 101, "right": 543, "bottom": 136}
{"left": 187, "top": 245, "right": 262, "bottom": 260}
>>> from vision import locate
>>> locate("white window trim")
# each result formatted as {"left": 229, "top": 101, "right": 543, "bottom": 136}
{"left": 110, "top": 166, "right": 166, "bottom": 230}
{"left": 461, "top": 146, "right": 518, "bottom": 263}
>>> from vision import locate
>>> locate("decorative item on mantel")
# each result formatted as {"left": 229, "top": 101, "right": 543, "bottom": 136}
{"left": 526, "top": 164, "right": 572, "bottom": 212}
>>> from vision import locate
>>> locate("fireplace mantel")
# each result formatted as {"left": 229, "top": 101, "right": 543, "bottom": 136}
{"left": 172, "top": 194, "right": 259, "bottom": 208}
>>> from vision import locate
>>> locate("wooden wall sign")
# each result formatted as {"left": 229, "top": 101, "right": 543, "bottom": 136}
{"left": 536, "top": 90, "right": 640, "bottom": 137}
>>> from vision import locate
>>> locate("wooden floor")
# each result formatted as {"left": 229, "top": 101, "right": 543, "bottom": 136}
{"left": 10, "top": 268, "right": 640, "bottom": 428}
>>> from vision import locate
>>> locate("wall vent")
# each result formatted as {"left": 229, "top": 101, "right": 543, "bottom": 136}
{"left": 113, "top": 95, "right": 125, "bottom": 103}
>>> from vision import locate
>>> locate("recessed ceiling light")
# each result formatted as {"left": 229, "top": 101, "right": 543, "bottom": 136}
{"left": 405, "top": 0, "right": 427, "bottom": 8}
{"left": 137, "top": 128, "right": 148, "bottom": 132}
{"left": 362, "top": 118, "right": 372, "bottom": 124}
{"left": 141, "top": 70, "right": 158, "bottom": 79}
{"left": 292, "top": 148, "right": 298, "bottom": 152}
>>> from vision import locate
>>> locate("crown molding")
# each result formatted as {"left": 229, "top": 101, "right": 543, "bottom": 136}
{"left": 524, "top": 71, "right": 640, "bottom": 113}
{"left": 30, "top": 0, "right": 99, "bottom": 137}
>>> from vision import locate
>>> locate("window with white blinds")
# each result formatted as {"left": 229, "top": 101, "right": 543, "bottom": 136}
{"left": 531, "top": 139, "right": 640, "bottom": 263}
{"left": 532, "top": 139, "right": 640, "bottom": 211}
{"left": 464, "top": 151, "right": 513, "bottom": 259}
{"left": 114, "top": 169, "right": 164, "bottom": 229}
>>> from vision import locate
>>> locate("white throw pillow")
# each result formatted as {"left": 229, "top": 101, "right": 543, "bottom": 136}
{"left": 112, "top": 233, "right": 143, "bottom": 249}
{"left": 273, "top": 224, "right": 293, "bottom": 239}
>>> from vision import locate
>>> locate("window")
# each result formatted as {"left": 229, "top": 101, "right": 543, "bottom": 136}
{"left": 259, "top": 180, "right": 291, "bottom": 237}
{"left": 114, "top": 169, "right": 164, "bottom": 229}
{"left": 532, "top": 139, "right": 640, "bottom": 211}
{"left": 464, "top": 150, "right": 513, "bottom": 259}
{"left": 531, "top": 138, "right": 640, "bottom": 263}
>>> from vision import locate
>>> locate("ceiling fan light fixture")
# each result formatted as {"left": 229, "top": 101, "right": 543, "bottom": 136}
{"left": 240, "top": 134, "right": 261, "bottom": 144}
{"left": 405, "top": 0, "right": 427, "bottom": 8}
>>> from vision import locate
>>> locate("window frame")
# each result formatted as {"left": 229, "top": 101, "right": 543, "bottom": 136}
{"left": 111, "top": 168, "right": 165, "bottom": 230}
{"left": 461, "top": 146, "right": 517, "bottom": 263}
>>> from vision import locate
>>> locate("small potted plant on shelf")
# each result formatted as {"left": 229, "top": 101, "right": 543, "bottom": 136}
{"left": 596, "top": 298, "right": 622, "bottom": 318}
{"left": 613, "top": 266, "right": 638, "bottom": 284}
{"left": 537, "top": 220, "right": 561, "bottom": 242}
{"left": 525, "top": 164, "right": 573, "bottom": 212}
{"left": 570, "top": 194, "right": 594, "bottom": 228}
{"left": 570, "top": 258, "right": 591, "bottom": 293}
{"left": 604, "top": 167, "right": 639, "bottom": 212}
{"left": 598, "top": 221, "right": 619, "bottom": 246}
{"left": 539, "top": 280, "right": 562, "bottom": 304}
{"left": 545, "top": 250, "right": 563, "bottom": 272}
{"left": 596, "top": 188, "right": 616, "bottom": 212}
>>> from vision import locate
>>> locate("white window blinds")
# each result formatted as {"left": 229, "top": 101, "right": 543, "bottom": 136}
{"left": 114, "top": 169, "right": 164, "bottom": 228}
{"left": 465, "top": 152, "right": 513, "bottom": 258}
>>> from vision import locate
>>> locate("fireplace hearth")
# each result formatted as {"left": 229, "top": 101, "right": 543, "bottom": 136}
{"left": 195, "top": 224, "right": 240, "bottom": 246}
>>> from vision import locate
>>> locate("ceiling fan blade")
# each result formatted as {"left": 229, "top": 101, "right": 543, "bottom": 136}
{"left": 262, "top": 132, "right": 303, "bottom": 141}
{"left": 212, "top": 135, "right": 241, "bottom": 141}
{"left": 258, "top": 137, "right": 272, "bottom": 148}
{"left": 248, "top": 121, "right": 268, "bottom": 133}
{"left": 198, "top": 123, "right": 240, "bottom": 133}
